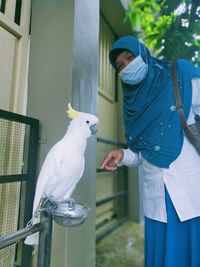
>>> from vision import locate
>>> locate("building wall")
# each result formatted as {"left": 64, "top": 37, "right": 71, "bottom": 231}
{"left": 117, "top": 77, "right": 141, "bottom": 222}
{"left": 96, "top": 13, "right": 142, "bottom": 226}
{"left": 96, "top": 16, "right": 119, "bottom": 230}
{"left": 0, "top": 0, "right": 31, "bottom": 114}
{"left": 0, "top": 2, "right": 32, "bottom": 266}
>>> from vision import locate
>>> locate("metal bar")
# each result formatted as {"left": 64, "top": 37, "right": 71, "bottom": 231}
{"left": 96, "top": 218, "right": 127, "bottom": 242}
{"left": 97, "top": 136, "right": 126, "bottom": 147}
{"left": 96, "top": 165, "right": 127, "bottom": 173}
{"left": 0, "top": 223, "right": 41, "bottom": 249}
{"left": 21, "top": 118, "right": 39, "bottom": 267}
{"left": 0, "top": 174, "right": 27, "bottom": 183}
{"left": 96, "top": 190, "right": 127, "bottom": 207}
{"left": 96, "top": 168, "right": 108, "bottom": 173}
{"left": 23, "top": 119, "right": 39, "bottom": 223}
{"left": 37, "top": 212, "right": 53, "bottom": 267}
{"left": 0, "top": 109, "right": 39, "bottom": 125}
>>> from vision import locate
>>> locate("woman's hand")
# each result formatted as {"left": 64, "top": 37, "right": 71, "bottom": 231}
{"left": 100, "top": 149, "right": 124, "bottom": 171}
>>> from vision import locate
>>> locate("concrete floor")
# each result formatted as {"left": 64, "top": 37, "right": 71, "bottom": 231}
{"left": 96, "top": 221, "right": 144, "bottom": 267}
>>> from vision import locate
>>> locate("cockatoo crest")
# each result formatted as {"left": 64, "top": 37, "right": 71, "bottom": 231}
{"left": 66, "top": 103, "right": 81, "bottom": 119}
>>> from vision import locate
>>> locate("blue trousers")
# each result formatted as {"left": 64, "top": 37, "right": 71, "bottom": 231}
{"left": 145, "top": 189, "right": 200, "bottom": 267}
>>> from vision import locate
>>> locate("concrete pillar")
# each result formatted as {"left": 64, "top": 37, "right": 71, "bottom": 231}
{"left": 27, "top": 0, "right": 99, "bottom": 266}
{"left": 66, "top": 1, "right": 99, "bottom": 266}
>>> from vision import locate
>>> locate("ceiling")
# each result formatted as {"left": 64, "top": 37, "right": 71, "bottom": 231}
{"left": 100, "top": 0, "right": 133, "bottom": 38}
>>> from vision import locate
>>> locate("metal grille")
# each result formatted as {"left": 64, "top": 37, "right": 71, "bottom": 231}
{"left": 0, "top": 109, "right": 39, "bottom": 267}
{"left": 0, "top": 244, "right": 16, "bottom": 267}
{"left": 96, "top": 137, "right": 128, "bottom": 241}
{"left": 0, "top": 182, "right": 21, "bottom": 236}
{"left": 0, "top": 118, "right": 30, "bottom": 176}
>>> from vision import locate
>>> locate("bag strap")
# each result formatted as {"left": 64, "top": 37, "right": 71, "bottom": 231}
{"left": 172, "top": 62, "right": 188, "bottom": 130}
{"left": 172, "top": 63, "right": 200, "bottom": 155}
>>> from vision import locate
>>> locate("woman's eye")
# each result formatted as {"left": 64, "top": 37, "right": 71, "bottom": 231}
{"left": 117, "top": 65, "right": 124, "bottom": 72}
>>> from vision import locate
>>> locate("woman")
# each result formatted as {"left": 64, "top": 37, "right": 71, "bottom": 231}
{"left": 101, "top": 35, "right": 200, "bottom": 267}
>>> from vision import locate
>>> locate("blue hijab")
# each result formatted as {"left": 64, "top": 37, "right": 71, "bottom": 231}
{"left": 109, "top": 36, "right": 200, "bottom": 168}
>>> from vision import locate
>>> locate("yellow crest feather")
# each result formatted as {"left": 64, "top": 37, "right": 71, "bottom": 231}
{"left": 66, "top": 103, "right": 80, "bottom": 119}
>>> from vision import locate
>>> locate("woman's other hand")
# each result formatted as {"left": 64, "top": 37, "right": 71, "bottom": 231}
{"left": 100, "top": 149, "right": 124, "bottom": 171}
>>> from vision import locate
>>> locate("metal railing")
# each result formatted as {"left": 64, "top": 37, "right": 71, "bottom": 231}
{"left": 96, "top": 190, "right": 127, "bottom": 207}
{"left": 0, "top": 211, "right": 53, "bottom": 267}
{"left": 96, "top": 137, "right": 128, "bottom": 241}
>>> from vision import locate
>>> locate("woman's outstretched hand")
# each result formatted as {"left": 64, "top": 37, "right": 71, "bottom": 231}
{"left": 100, "top": 149, "right": 124, "bottom": 171}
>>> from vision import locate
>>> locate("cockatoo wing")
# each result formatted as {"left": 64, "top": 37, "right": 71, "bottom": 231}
{"left": 24, "top": 142, "right": 85, "bottom": 246}
{"left": 32, "top": 141, "right": 63, "bottom": 215}
{"left": 46, "top": 152, "right": 85, "bottom": 200}
{"left": 24, "top": 142, "right": 63, "bottom": 245}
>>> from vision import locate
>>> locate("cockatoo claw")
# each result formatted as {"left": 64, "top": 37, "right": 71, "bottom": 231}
{"left": 42, "top": 197, "right": 57, "bottom": 210}
{"left": 64, "top": 197, "right": 76, "bottom": 211}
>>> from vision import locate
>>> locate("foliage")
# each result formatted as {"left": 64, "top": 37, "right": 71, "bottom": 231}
{"left": 126, "top": 0, "right": 200, "bottom": 67}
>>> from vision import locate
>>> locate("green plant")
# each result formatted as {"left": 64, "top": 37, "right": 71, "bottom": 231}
{"left": 126, "top": 0, "right": 200, "bottom": 67}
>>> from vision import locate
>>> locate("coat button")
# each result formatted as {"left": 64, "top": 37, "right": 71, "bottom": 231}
{"left": 154, "top": 145, "right": 160, "bottom": 151}
{"left": 129, "top": 136, "right": 132, "bottom": 141}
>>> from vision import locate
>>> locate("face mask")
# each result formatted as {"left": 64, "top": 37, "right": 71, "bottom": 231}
{"left": 119, "top": 55, "right": 148, "bottom": 85}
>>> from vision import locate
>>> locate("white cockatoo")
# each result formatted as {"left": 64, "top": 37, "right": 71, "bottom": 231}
{"left": 24, "top": 103, "right": 99, "bottom": 245}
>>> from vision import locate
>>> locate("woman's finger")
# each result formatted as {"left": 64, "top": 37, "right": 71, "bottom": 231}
{"left": 100, "top": 152, "right": 114, "bottom": 169}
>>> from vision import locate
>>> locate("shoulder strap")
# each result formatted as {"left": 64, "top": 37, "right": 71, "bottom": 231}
{"left": 172, "top": 63, "right": 200, "bottom": 155}
{"left": 172, "top": 62, "right": 188, "bottom": 130}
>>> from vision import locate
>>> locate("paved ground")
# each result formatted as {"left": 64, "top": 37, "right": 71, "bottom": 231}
{"left": 96, "top": 221, "right": 144, "bottom": 267}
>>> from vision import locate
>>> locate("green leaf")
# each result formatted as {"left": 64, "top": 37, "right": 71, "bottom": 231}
{"left": 126, "top": 0, "right": 200, "bottom": 64}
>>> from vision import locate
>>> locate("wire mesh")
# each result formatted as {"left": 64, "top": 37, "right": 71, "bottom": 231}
{"left": 0, "top": 118, "right": 30, "bottom": 176}
{"left": 0, "top": 182, "right": 22, "bottom": 266}
{"left": 0, "top": 182, "right": 21, "bottom": 236}
{"left": 0, "top": 116, "right": 32, "bottom": 267}
{"left": 0, "top": 244, "right": 16, "bottom": 267}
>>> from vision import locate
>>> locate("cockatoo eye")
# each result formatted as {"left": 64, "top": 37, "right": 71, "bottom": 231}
{"left": 86, "top": 120, "right": 90, "bottom": 124}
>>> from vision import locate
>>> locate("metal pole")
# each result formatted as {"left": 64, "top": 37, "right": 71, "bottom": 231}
{"left": 37, "top": 211, "right": 53, "bottom": 267}
{"left": 0, "top": 224, "right": 40, "bottom": 249}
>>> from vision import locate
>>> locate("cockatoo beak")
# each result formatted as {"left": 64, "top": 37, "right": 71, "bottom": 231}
{"left": 89, "top": 124, "right": 98, "bottom": 135}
